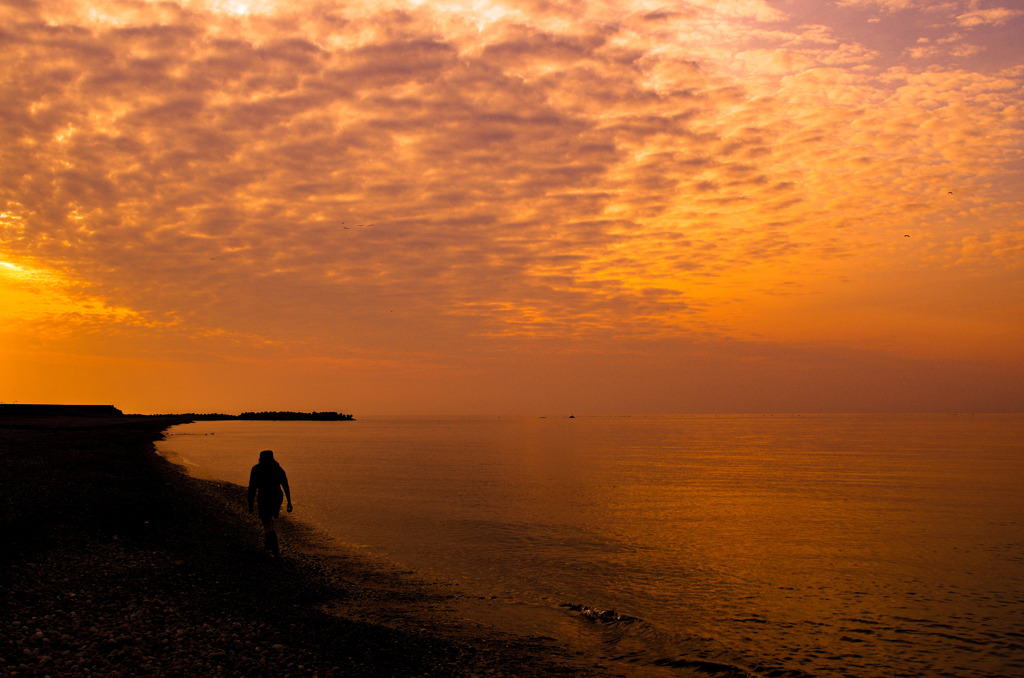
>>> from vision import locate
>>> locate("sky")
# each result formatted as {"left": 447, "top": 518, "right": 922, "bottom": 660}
{"left": 1, "top": 0, "right": 1022, "bottom": 415}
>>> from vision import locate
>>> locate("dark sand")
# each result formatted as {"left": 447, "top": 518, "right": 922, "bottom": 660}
{"left": 1, "top": 416, "right": 620, "bottom": 677}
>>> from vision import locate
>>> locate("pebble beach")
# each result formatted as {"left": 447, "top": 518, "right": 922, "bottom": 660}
{"left": 0, "top": 414, "right": 618, "bottom": 677}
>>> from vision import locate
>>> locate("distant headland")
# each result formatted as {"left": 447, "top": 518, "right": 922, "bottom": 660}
{"left": 0, "top": 404, "right": 354, "bottom": 421}
{"left": 177, "top": 411, "right": 356, "bottom": 421}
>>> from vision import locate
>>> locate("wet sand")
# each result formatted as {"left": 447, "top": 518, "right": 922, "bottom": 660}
{"left": 0, "top": 415, "right": 619, "bottom": 677}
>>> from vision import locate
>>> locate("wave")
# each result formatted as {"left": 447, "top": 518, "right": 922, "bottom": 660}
{"left": 558, "top": 602, "right": 815, "bottom": 678}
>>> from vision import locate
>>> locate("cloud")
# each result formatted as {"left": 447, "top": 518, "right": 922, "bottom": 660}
{"left": 697, "top": 0, "right": 786, "bottom": 22}
{"left": 956, "top": 7, "right": 1024, "bottom": 27}
{"left": 834, "top": 0, "right": 917, "bottom": 11}
{"left": 904, "top": 40, "right": 983, "bottom": 59}
{"left": 3, "top": 3, "right": 717, "bottom": 346}
{"left": 1, "top": 0, "right": 1022, "bottom": 412}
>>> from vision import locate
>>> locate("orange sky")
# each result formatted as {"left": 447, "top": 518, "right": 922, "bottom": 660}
{"left": 2, "top": 0, "right": 1022, "bottom": 414}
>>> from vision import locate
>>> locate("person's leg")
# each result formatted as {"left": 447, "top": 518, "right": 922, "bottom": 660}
{"left": 261, "top": 516, "right": 280, "bottom": 556}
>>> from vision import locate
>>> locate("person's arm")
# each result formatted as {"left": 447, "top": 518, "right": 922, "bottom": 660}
{"left": 282, "top": 471, "right": 293, "bottom": 512}
{"left": 247, "top": 467, "right": 257, "bottom": 512}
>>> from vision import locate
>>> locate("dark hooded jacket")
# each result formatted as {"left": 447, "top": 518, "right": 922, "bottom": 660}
{"left": 247, "top": 450, "right": 290, "bottom": 518}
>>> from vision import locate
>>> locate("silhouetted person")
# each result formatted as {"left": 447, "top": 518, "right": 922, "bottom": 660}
{"left": 247, "top": 450, "right": 292, "bottom": 557}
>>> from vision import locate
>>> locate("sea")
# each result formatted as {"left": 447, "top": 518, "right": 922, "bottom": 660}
{"left": 154, "top": 414, "right": 1024, "bottom": 678}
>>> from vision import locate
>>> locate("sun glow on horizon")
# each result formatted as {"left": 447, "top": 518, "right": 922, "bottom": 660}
{"left": 0, "top": 256, "right": 155, "bottom": 332}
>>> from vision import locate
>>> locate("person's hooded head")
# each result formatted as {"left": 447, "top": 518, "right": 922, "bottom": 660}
{"left": 259, "top": 449, "right": 275, "bottom": 464}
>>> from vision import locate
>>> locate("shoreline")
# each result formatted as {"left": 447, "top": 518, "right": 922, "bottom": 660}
{"left": 1, "top": 416, "right": 619, "bottom": 677}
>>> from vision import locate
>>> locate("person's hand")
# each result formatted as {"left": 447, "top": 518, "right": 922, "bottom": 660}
{"left": 287, "top": 503, "right": 293, "bottom": 513}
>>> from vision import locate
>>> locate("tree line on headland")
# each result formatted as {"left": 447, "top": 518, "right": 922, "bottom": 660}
{"left": 148, "top": 411, "right": 355, "bottom": 421}
{"left": 237, "top": 411, "right": 354, "bottom": 421}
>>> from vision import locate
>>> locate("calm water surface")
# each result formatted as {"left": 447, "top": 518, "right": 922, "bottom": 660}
{"left": 156, "top": 414, "right": 1024, "bottom": 678}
